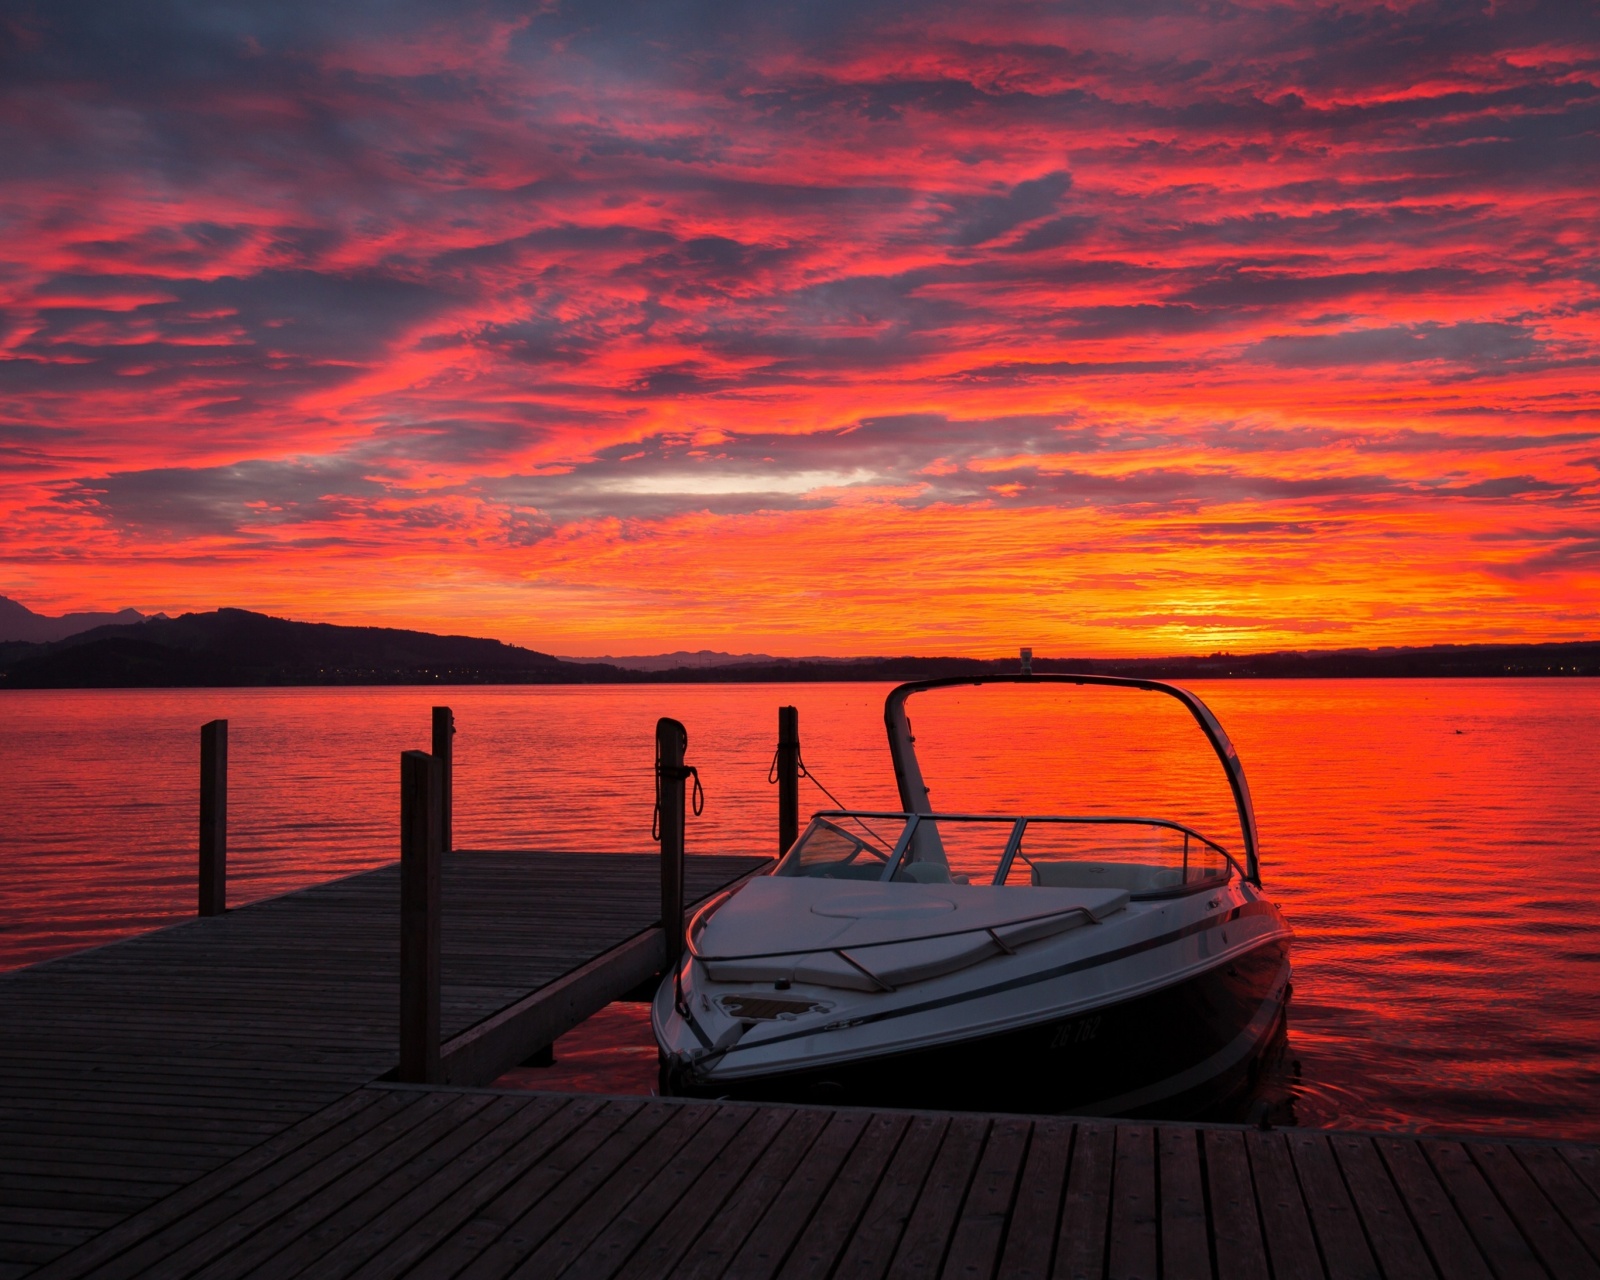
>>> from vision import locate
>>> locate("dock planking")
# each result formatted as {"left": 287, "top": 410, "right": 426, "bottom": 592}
{"left": 6, "top": 856, "right": 1600, "bottom": 1279}
{"left": 19, "top": 1085, "right": 1600, "bottom": 1280}
{"left": 0, "top": 850, "right": 766, "bottom": 1276}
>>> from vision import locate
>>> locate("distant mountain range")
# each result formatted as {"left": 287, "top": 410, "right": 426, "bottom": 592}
{"left": 0, "top": 603, "right": 1595, "bottom": 687}
{"left": 592, "top": 649, "right": 860, "bottom": 671}
{"left": 0, "top": 596, "right": 150, "bottom": 644}
{"left": 0, "top": 607, "right": 620, "bottom": 687}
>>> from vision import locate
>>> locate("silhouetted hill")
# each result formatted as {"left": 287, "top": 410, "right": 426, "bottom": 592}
{"left": 0, "top": 608, "right": 1594, "bottom": 687}
{"left": 0, "top": 608, "right": 626, "bottom": 687}
{"left": 593, "top": 649, "right": 855, "bottom": 671}
{"left": 1039, "top": 643, "right": 1600, "bottom": 680}
{"left": 628, "top": 642, "right": 1600, "bottom": 682}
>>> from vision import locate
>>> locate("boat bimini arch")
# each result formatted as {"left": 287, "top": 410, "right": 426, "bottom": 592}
{"left": 884, "top": 674, "right": 1262, "bottom": 887}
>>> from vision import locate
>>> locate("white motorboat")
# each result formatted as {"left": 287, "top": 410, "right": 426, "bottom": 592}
{"left": 653, "top": 673, "right": 1292, "bottom": 1116}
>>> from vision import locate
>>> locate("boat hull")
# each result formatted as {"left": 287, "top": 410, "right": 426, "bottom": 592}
{"left": 662, "top": 937, "right": 1290, "bottom": 1119}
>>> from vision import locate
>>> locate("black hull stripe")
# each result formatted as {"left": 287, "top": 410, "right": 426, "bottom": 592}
{"left": 703, "top": 899, "right": 1285, "bottom": 1061}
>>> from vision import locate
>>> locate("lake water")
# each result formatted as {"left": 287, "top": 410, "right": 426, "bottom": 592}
{"left": 2, "top": 679, "right": 1597, "bottom": 1139}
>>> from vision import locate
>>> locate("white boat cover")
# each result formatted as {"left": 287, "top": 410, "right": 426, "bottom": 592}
{"left": 696, "top": 877, "right": 1130, "bottom": 991}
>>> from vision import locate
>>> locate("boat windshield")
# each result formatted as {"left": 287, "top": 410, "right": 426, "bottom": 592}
{"left": 884, "top": 675, "right": 1262, "bottom": 885}
{"left": 774, "top": 811, "right": 1237, "bottom": 896}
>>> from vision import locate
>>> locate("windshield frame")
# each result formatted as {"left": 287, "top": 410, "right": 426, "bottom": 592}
{"left": 774, "top": 809, "right": 1241, "bottom": 897}
{"left": 883, "top": 674, "right": 1263, "bottom": 886}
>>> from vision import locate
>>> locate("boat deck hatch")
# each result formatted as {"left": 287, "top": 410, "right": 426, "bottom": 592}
{"left": 719, "top": 995, "right": 829, "bottom": 1021}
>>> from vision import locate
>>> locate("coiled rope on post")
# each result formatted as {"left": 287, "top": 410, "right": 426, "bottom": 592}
{"left": 654, "top": 731, "right": 704, "bottom": 840}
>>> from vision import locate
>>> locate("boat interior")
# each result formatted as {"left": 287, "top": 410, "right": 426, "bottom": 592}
{"left": 775, "top": 809, "right": 1238, "bottom": 896}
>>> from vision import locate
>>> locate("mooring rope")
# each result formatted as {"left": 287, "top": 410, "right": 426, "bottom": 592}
{"left": 769, "top": 743, "right": 893, "bottom": 852}
{"left": 653, "top": 735, "right": 705, "bottom": 840}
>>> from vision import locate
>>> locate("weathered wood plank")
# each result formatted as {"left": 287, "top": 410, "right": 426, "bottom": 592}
{"left": 417, "top": 1098, "right": 647, "bottom": 1280}
{"left": 27, "top": 1088, "right": 396, "bottom": 1280}
{"left": 1422, "top": 1140, "right": 1544, "bottom": 1280}
{"left": 566, "top": 1105, "right": 756, "bottom": 1280}
{"left": 726, "top": 1109, "right": 877, "bottom": 1280}
{"left": 1204, "top": 1129, "right": 1269, "bottom": 1280}
{"left": 1468, "top": 1141, "right": 1599, "bottom": 1280}
{"left": 777, "top": 1112, "right": 911, "bottom": 1280}
{"left": 1285, "top": 1131, "right": 1378, "bottom": 1280}
{"left": 941, "top": 1117, "right": 1029, "bottom": 1280}
{"left": 501, "top": 1103, "right": 715, "bottom": 1278}
{"left": 615, "top": 1104, "right": 794, "bottom": 1280}
{"left": 450, "top": 1100, "right": 672, "bottom": 1280}
{"left": 181, "top": 1092, "right": 498, "bottom": 1280}
{"left": 341, "top": 1094, "right": 597, "bottom": 1280}
{"left": 1247, "top": 1130, "right": 1321, "bottom": 1280}
{"left": 276, "top": 1094, "right": 572, "bottom": 1280}
{"left": 1055, "top": 1122, "right": 1113, "bottom": 1280}
{"left": 1514, "top": 1143, "right": 1600, "bottom": 1264}
{"left": 0, "top": 1224, "right": 99, "bottom": 1254}
{"left": 0, "top": 1208, "right": 122, "bottom": 1231}
{"left": 1330, "top": 1134, "right": 1437, "bottom": 1280}
{"left": 1158, "top": 1126, "right": 1209, "bottom": 1280}
{"left": 1376, "top": 1137, "right": 1490, "bottom": 1280}
{"left": 1108, "top": 1125, "right": 1157, "bottom": 1280}
{"left": 886, "top": 1114, "right": 987, "bottom": 1278}
{"left": 671, "top": 1107, "right": 830, "bottom": 1280}
{"left": 830, "top": 1113, "right": 948, "bottom": 1279}
{"left": 232, "top": 1093, "right": 533, "bottom": 1280}
{"left": 993, "top": 1118, "right": 1069, "bottom": 1280}
{"left": 1563, "top": 1146, "right": 1600, "bottom": 1204}
{"left": 441, "top": 929, "right": 662, "bottom": 1087}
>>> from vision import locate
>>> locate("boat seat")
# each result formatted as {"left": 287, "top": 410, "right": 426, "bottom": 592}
{"left": 1030, "top": 860, "right": 1183, "bottom": 893}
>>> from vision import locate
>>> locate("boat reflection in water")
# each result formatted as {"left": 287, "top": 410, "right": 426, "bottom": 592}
{"left": 655, "top": 672, "right": 1294, "bottom": 1119}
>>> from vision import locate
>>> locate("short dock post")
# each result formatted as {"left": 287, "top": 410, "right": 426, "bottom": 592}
{"left": 399, "top": 749, "right": 443, "bottom": 1083}
{"left": 198, "top": 719, "right": 227, "bottom": 916}
{"left": 431, "top": 706, "right": 454, "bottom": 853}
{"left": 656, "top": 718, "right": 688, "bottom": 969}
{"left": 777, "top": 705, "right": 800, "bottom": 855}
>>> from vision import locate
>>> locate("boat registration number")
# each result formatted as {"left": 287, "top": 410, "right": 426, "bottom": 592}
{"left": 1049, "top": 1014, "right": 1102, "bottom": 1050}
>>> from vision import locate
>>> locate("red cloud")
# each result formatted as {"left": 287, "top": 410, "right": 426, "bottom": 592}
{"left": 1, "top": 0, "right": 1596, "bottom": 652}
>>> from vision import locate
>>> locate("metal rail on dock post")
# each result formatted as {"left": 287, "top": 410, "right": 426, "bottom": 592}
{"left": 656, "top": 718, "right": 689, "bottom": 969}
{"left": 399, "top": 749, "right": 443, "bottom": 1083}
{"left": 777, "top": 705, "right": 799, "bottom": 855}
{"left": 431, "top": 706, "right": 454, "bottom": 853}
{"left": 198, "top": 719, "right": 227, "bottom": 916}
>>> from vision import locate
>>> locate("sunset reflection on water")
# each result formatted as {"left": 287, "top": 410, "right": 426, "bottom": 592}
{"left": 2, "top": 679, "right": 1597, "bottom": 1138}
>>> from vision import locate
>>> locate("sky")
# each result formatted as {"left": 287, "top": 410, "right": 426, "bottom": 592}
{"left": 1, "top": 0, "right": 1597, "bottom": 656}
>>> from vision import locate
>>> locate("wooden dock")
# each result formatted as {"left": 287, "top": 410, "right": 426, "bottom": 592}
{"left": 0, "top": 850, "right": 767, "bottom": 1276}
{"left": 5, "top": 710, "right": 1600, "bottom": 1278}
{"left": 22, "top": 1084, "right": 1600, "bottom": 1279}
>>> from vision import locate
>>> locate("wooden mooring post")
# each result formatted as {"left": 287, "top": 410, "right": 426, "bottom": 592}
{"left": 656, "top": 717, "right": 689, "bottom": 969}
{"left": 399, "top": 748, "right": 443, "bottom": 1083}
{"left": 198, "top": 719, "right": 227, "bottom": 916}
{"left": 776, "top": 704, "right": 800, "bottom": 855}
{"left": 431, "top": 705, "right": 454, "bottom": 853}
